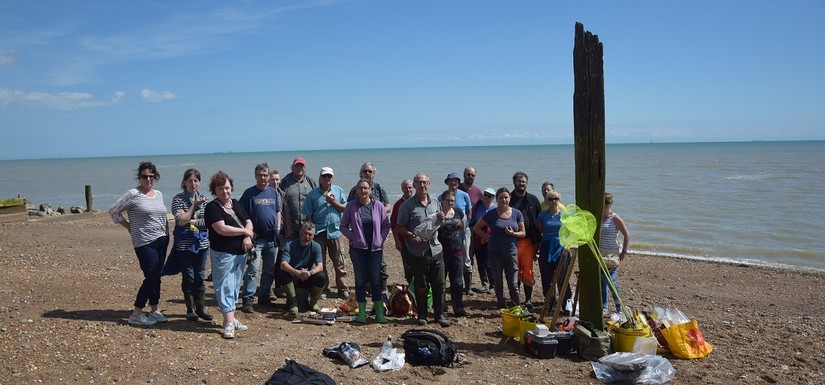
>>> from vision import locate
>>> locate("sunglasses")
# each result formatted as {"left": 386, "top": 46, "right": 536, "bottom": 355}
{"left": 548, "top": 197, "right": 559, "bottom": 201}
{"left": 483, "top": 194, "right": 494, "bottom": 198}
{"left": 140, "top": 174, "right": 156, "bottom": 180}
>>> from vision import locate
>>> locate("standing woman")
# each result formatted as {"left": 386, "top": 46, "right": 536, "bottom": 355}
{"left": 536, "top": 190, "right": 571, "bottom": 314}
{"left": 438, "top": 190, "right": 468, "bottom": 317}
{"left": 109, "top": 161, "right": 170, "bottom": 326}
{"left": 170, "top": 168, "right": 212, "bottom": 321}
{"left": 472, "top": 188, "right": 525, "bottom": 309}
{"left": 600, "top": 192, "right": 631, "bottom": 315}
{"left": 204, "top": 171, "right": 254, "bottom": 339}
{"left": 340, "top": 179, "right": 391, "bottom": 323}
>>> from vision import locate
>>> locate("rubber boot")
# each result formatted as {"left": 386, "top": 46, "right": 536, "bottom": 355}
{"left": 310, "top": 286, "right": 324, "bottom": 312}
{"left": 523, "top": 285, "right": 534, "bottom": 311}
{"left": 356, "top": 302, "right": 367, "bottom": 323}
{"left": 374, "top": 300, "right": 388, "bottom": 324}
{"left": 194, "top": 289, "right": 213, "bottom": 321}
{"left": 183, "top": 292, "right": 198, "bottom": 321}
{"left": 463, "top": 272, "right": 474, "bottom": 296}
{"left": 284, "top": 282, "right": 299, "bottom": 315}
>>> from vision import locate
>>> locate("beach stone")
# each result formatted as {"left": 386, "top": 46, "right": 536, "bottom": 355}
{"left": 57, "top": 206, "right": 66, "bottom": 214}
{"left": 70, "top": 206, "right": 84, "bottom": 214}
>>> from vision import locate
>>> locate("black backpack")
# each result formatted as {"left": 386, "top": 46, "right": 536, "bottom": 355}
{"left": 401, "top": 329, "right": 458, "bottom": 367}
{"left": 266, "top": 359, "right": 336, "bottom": 385}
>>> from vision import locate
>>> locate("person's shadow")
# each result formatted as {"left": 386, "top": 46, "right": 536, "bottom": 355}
{"left": 42, "top": 308, "right": 222, "bottom": 333}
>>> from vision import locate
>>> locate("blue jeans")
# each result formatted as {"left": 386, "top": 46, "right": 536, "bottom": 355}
{"left": 239, "top": 238, "right": 272, "bottom": 304}
{"left": 601, "top": 267, "right": 621, "bottom": 312}
{"left": 349, "top": 247, "right": 383, "bottom": 303}
{"left": 133, "top": 236, "right": 169, "bottom": 308}
{"left": 253, "top": 238, "right": 279, "bottom": 301}
{"left": 538, "top": 239, "right": 572, "bottom": 311}
{"left": 211, "top": 249, "right": 247, "bottom": 314}
{"left": 178, "top": 248, "right": 208, "bottom": 293}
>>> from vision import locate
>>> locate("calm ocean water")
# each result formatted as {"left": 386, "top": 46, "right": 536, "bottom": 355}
{"left": 2, "top": 141, "right": 823, "bottom": 271}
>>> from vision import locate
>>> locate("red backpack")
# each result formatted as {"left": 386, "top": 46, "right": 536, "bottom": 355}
{"left": 388, "top": 283, "right": 417, "bottom": 318}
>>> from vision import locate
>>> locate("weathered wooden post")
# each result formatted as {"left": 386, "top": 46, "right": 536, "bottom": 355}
{"left": 573, "top": 22, "right": 606, "bottom": 329}
{"left": 85, "top": 185, "right": 93, "bottom": 212}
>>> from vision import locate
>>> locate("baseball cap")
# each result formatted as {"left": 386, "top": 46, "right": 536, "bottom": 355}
{"left": 483, "top": 188, "right": 496, "bottom": 196}
{"left": 320, "top": 167, "right": 334, "bottom": 176}
{"left": 292, "top": 157, "right": 306, "bottom": 166}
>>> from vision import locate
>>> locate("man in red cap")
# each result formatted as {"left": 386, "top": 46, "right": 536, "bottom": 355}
{"left": 281, "top": 157, "right": 317, "bottom": 240}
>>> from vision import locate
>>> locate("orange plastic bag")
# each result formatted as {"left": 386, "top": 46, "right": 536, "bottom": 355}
{"left": 660, "top": 320, "right": 713, "bottom": 359}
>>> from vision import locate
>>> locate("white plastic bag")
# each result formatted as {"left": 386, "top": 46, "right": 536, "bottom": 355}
{"left": 592, "top": 354, "right": 676, "bottom": 384}
{"left": 370, "top": 347, "right": 405, "bottom": 372}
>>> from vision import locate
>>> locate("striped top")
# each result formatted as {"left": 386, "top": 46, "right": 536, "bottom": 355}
{"left": 171, "top": 191, "right": 210, "bottom": 251}
{"left": 599, "top": 212, "right": 621, "bottom": 253}
{"left": 109, "top": 188, "right": 169, "bottom": 248}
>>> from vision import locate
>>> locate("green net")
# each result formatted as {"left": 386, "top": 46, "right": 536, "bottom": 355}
{"left": 559, "top": 204, "right": 597, "bottom": 248}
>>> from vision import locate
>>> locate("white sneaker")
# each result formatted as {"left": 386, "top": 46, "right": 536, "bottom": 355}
{"left": 222, "top": 323, "right": 235, "bottom": 339}
{"left": 602, "top": 308, "right": 610, "bottom": 317}
{"left": 149, "top": 310, "right": 168, "bottom": 323}
{"left": 128, "top": 313, "right": 157, "bottom": 326}
{"left": 233, "top": 319, "right": 248, "bottom": 331}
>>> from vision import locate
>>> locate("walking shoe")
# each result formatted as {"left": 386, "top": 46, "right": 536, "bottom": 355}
{"left": 522, "top": 301, "right": 534, "bottom": 311}
{"left": 233, "top": 319, "right": 249, "bottom": 331}
{"left": 338, "top": 289, "right": 350, "bottom": 300}
{"left": 222, "top": 323, "right": 235, "bottom": 339}
{"left": 415, "top": 318, "right": 428, "bottom": 326}
{"left": 454, "top": 309, "right": 469, "bottom": 317}
{"left": 148, "top": 310, "right": 168, "bottom": 323}
{"left": 241, "top": 302, "right": 254, "bottom": 313}
{"left": 258, "top": 297, "right": 274, "bottom": 307}
{"left": 128, "top": 313, "right": 157, "bottom": 326}
{"left": 436, "top": 316, "right": 451, "bottom": 327}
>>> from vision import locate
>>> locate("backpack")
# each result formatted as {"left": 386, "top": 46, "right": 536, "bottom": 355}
{"left": 388, "top": 284, "right": 418, "bottom": 317}
{"left": 265, "top": 359, "right": 336, "bottom": 385}
{"left": 573, "top": 321, "right": 612, "bottom": 361}
{"left": 401, "top": 329, "right": 457, "bottom": 367}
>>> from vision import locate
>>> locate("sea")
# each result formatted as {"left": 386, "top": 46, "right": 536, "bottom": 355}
{"left": 2, "top": 141, "right": 823, "bottom": 271}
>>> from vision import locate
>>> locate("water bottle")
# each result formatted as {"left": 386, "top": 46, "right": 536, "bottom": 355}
{"left": 381, "top": 335, "right": 393, "bottom": 357}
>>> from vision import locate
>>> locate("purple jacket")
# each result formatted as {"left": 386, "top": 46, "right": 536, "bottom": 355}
{"left": 340, "top": 199, "right": 390, "bottom": 251}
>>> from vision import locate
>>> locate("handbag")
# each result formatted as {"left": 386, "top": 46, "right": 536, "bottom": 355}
{"left": 660, "top": 320, "right": 713, "bottom": 359}
{"left": 603, "top": 253, "right": 620, "bottom": 269}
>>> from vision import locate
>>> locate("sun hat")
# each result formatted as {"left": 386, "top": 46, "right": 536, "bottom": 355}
{"left": 444, "top": 172, "right": 461, "bottom": 184}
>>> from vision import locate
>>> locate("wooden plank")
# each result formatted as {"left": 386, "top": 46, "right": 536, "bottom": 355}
{"left": 573, "top": 22, "right": 606, "bottom": 330}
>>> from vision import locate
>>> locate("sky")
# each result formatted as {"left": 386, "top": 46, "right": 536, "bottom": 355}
{"left": 1, "top": 0, "right": 824, "bottom": 160}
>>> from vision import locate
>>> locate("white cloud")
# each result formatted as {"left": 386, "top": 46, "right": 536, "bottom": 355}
{"left": 0, "top": 88, "right": 125, "bottom": 109}
{"left": 140, "top": 89, "right": 177, "bottom": 102}
{"left": 0, "top": 49, "right": 16, "bottom": 66}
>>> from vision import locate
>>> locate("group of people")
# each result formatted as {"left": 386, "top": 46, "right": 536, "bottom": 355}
{"left": 110, "top": 159, "right": 630, "bottom": 338}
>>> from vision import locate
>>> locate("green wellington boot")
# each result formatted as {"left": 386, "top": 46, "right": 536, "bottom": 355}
{"left": 374, "top": 300, "right": 388, "bottom": 324}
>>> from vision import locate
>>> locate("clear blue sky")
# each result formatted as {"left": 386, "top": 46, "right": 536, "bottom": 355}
{"left": 2, "top": 0, "right": 823, "bottom": 160}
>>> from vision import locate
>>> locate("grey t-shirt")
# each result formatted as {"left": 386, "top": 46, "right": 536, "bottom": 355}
{"left": 396, "top": 194, "right": 442, "bottom": 257}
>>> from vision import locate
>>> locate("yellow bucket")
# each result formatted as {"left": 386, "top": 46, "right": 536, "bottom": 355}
{"left": 500, "top": 306, "right": 525, "bottom": 338}
{"left": 519, "top": 316, "right": 552, "bottom": 345}
{"left": 612, "top": 324, "right": 651, "bottom": 352}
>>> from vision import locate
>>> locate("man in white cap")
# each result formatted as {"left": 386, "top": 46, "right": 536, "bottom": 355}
{"left": 302, "top": 167, "right": 349, "bottom": 299}
{"left": 281, "top": 157, "right": 316, "bottom": 240}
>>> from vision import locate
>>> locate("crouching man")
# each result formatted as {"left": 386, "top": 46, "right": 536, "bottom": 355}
{"left": 280, "top": 221, "right": 326, "bottom": 315}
